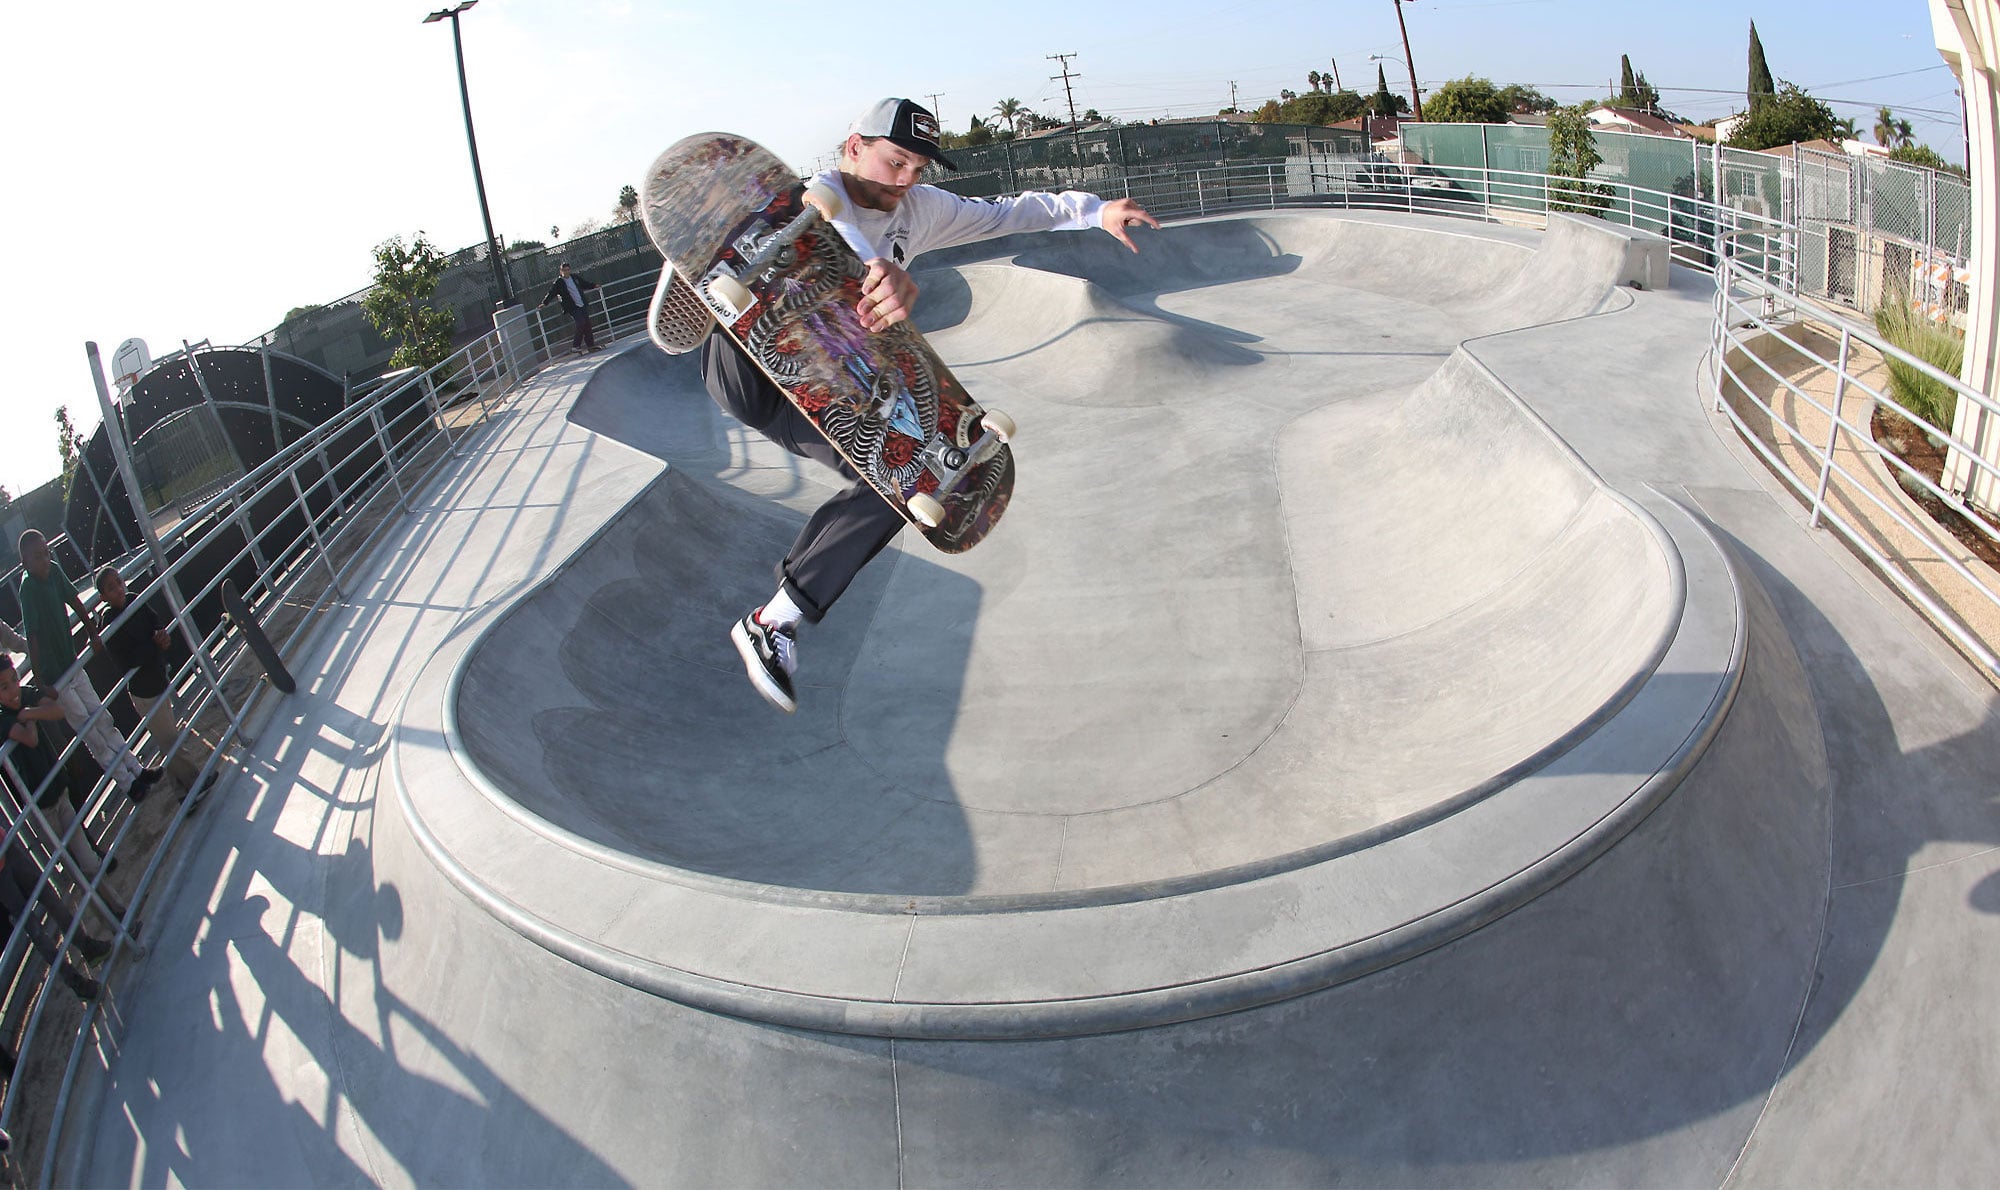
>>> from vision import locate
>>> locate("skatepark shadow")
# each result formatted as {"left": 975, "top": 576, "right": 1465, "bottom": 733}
{"left": 530, "top": 259, "right": 1995, "bottom": 1173}
{"left": 90, "top": 782, "right": 618, "bottom": 1187}
{"left": 483, "top": 345, "right": 983, "bottom": 895}
{"left": 856, "top": 514, "right": 2000, "bottom": 1184}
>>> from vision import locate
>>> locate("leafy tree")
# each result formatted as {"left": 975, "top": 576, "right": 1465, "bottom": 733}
{"left": 1725, "top": 81, "right": 1838, "bottom": 150}
{"left": 1425, "top": 76, "right": 1508, "bottom": 124}
{"left": 1547, "top": 104, "right": 1612, "bottom": 214}
{"left": 283, "top": 304, "right": 324, "bottom": 323}
{"left": 1874, "top": 106, "right": 1915, "bottom": 148}
{"left": 1633, "top": 72, "right": 1660, "bottom": 112}
{"left": 54, "top": 406, "right": 84, "bottom": 501}
{"left": 1278, "top": 90, "right": 1366, "bottom": 125}
{"left": 1890, "top": 143, "right": 1966, "bottom": 176}
{"left": 1498, "top": 84, "right": 1557, "bottom": 113}
{"left": 572, "top": 217, "right": 602, "bottom": 238}
{"left": 363, "top": 233, "right": 457, "bottom": 373}
{"left": 1620, "top": 55, "right": 1638, "bottom": 106}
{"left": 615, "top": 184, "right": 639, "bottom": 225}
{"left": 942, "top": 115, "right": 996, "bottom": 148}
{"left": 1251, "top": 98, "right": 1283, "bottom": 123}
{"left": 1747, "top": 22, "right": 1775, "bottom": 113}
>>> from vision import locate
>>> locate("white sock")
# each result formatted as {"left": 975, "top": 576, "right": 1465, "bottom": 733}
{"left": 759, "top": 587, "right": 804, "bottom": 630}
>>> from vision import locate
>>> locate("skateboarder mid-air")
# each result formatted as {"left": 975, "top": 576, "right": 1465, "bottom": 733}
{"left": 712, "top": 97, "right": 1159, "bottom": 713}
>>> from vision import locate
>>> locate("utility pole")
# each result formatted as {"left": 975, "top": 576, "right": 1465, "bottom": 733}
{"left": 1229, "top": 80, "right": 1239, "bottom": 112}
{"left": 925, "top": 92, "right": 945, "bottom": 129}
{"left": 1048, "top": 52, "right": 1086, "bottom": 186}
{"left": 1329, "top": 58, "right": 1342, "bottom": 92}
{"left": 1392, "top": 0, "right": 1424, "bottom": 121}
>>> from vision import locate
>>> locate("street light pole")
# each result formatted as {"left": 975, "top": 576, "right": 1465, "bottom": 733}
{"left": 424, "top": 1, "right": 514, "bottom": 307}
{"left": 1392, "top": 0, "right": 1424, "bottom": 121}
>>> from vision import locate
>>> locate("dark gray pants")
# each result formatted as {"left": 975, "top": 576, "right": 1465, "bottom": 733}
{"left": 699, "top": 330, "right": 904, "bottom": 624}
{"left": 0, "top": 849, "right": 86, "bottom": 974}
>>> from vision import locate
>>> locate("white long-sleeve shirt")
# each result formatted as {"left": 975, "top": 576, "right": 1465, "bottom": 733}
{"left": 812, "top": 169, "right": 1106, "bottom": 268}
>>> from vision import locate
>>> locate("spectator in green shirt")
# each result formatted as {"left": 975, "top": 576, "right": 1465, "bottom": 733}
{"left": 16, "top": 531, "right": 157, "bottom": 805}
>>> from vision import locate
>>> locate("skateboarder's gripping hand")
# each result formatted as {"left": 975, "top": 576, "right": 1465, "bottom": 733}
{"left": 858, "top": 257, "right": 919, "bottom": 333}
{"left": 1100, "top": 198, "right": 1161, "bottom": 253}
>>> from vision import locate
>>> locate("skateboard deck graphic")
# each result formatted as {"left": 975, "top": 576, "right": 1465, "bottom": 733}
{"left": 640, "top": 132, "right": 1013, "bottom": 553}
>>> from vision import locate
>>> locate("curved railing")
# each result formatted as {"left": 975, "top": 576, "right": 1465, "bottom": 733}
{"left": 0, "top": 269, "right": 659, "bottom": 1182}
{"left": 1710, "top": 231, "right": 2000, "bottom": 677}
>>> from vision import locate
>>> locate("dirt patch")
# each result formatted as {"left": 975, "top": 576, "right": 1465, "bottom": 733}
{"left": 1870, "top": 406, "right": 2000, "bottom": 572}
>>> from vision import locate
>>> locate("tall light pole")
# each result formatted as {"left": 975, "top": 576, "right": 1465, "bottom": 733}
{"left": 1390, "top": 0, "right": 1424, "bottom": 121}
{"left": 424, "top": 1, "right": 514, "bottom": 307}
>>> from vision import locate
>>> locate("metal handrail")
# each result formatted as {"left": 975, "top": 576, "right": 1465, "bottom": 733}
{"left": 1710, "top": 229, "right": 2000, "bottom": 676}
{"left": 0, "top": 259, "right": 663, "bottom": 1182}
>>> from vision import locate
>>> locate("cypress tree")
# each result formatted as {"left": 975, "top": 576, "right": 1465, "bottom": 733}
{"left": 1748, "top": 22, "right": 1775, "bottom": 113}
{"left": 1372, "top": 64, "right": 1397, "bottom": 117}
{"left": 1620, "top": 55, "right": 1637, "bottom": 106}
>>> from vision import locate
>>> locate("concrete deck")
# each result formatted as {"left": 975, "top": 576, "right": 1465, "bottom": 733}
{"left": 68, "top": 210, "right": 2000, "bottom": 1185}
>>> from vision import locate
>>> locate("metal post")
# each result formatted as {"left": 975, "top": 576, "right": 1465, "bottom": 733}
{"left": 1810, "top": 328, "right": 1854, "bottom": 530}
{"left": 185, "top": 342, "right": 270, "bottom": 579}
{"left": 369, "top": 404, "right": 410, "bottom": 511}
{"left": 260, "top": 347, "right": 284, "bottom": 458}
{"left": 84, "top": 344, "right": 239, "bottom": 733}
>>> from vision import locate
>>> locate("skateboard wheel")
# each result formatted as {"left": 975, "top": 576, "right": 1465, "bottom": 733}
{"left": 707, "top": 274, "right": 752, "bottom": 320}
{"left": 803, "top": 181, "right": 843, "bottom": 220}
{"left": 908, "top": 493, "right": 946, "bottom": 528}
{"left": 981, "top": 410, "right": 1016, "bottom": 443}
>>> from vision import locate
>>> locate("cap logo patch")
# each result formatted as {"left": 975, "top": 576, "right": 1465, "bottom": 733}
{"left": 911, "top": 111, "right": 939, "bottom": 144}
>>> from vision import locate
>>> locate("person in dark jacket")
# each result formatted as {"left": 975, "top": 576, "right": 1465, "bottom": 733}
{"left": 540, "top": 262, "right": 600, "bottom": 354}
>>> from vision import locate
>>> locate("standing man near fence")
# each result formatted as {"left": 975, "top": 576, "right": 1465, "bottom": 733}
{"left": 16, "top": 532, "right": 158, "bottom": 804}
{"left": 540, "top": 261, "right": 601, "bottom": 354}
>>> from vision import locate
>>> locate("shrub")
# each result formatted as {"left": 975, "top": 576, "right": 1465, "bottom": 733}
{"left": 1872, "top": 301, "right": 1965, "bottom": 431}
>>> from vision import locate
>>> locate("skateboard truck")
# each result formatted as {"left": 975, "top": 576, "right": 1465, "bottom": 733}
{"left": 703, "top": 182, "right": 845, "bottom": 321}
{"left": 906, "top": 410, "right": 1016, "bottom": 528}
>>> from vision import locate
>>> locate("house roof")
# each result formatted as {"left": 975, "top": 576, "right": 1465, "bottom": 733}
{"left": 1587, "top": 106, "right": 1694, "bottom": 138}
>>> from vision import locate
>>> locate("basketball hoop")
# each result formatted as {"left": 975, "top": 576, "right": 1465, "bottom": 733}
{"left": 111, "top": 337, "right": 152, "bottom": 394}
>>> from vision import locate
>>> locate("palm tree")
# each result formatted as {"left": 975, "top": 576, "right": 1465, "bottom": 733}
{"left": 993, "top": 98, "right": 1025, "bottom": 136}
{"left": 1308, "top": 70, "right": 1324, "bottom": 94}
{"left": 1874, "top": 106, "right": 1914, "bottom": 149}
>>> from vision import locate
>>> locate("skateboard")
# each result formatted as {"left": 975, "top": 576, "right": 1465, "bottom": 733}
{"left": 220, "top": 580, "right": 296, "bottom": 695}
{"left": 640, "top": 132, "right": 1014, "bottom": 553}
{"left": 647, "top": 266, "right": 711, "bottom": 355}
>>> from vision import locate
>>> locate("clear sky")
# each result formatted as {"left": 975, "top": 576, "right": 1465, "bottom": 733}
{"left": 0, "top": 0, "right": 1961, "bottom": 497}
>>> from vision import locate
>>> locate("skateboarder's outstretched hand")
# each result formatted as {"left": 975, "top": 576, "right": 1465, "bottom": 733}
{"left": 858, "top": 257, "right": 919, "bottom": 332}
{"left": 1100, "top": 198, "right": 1161, "bottom": 253}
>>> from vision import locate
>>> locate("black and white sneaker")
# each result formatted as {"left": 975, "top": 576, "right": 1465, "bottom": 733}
{"left": 730, "top": 612, "right": 798, "bottom": 713}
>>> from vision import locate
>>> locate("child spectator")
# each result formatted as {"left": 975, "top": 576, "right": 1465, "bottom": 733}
{"left": 95, "top": 567, "right": 206, "bottom": 796}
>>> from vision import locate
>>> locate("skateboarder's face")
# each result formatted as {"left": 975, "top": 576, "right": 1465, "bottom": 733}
{"left": 843, "top": 136, "right": 926, "bottom": 211}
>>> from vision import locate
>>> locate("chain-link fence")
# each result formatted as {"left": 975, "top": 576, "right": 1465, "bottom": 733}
{"left": 254, "top": 121, "right": 1969, "bottom": 390}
